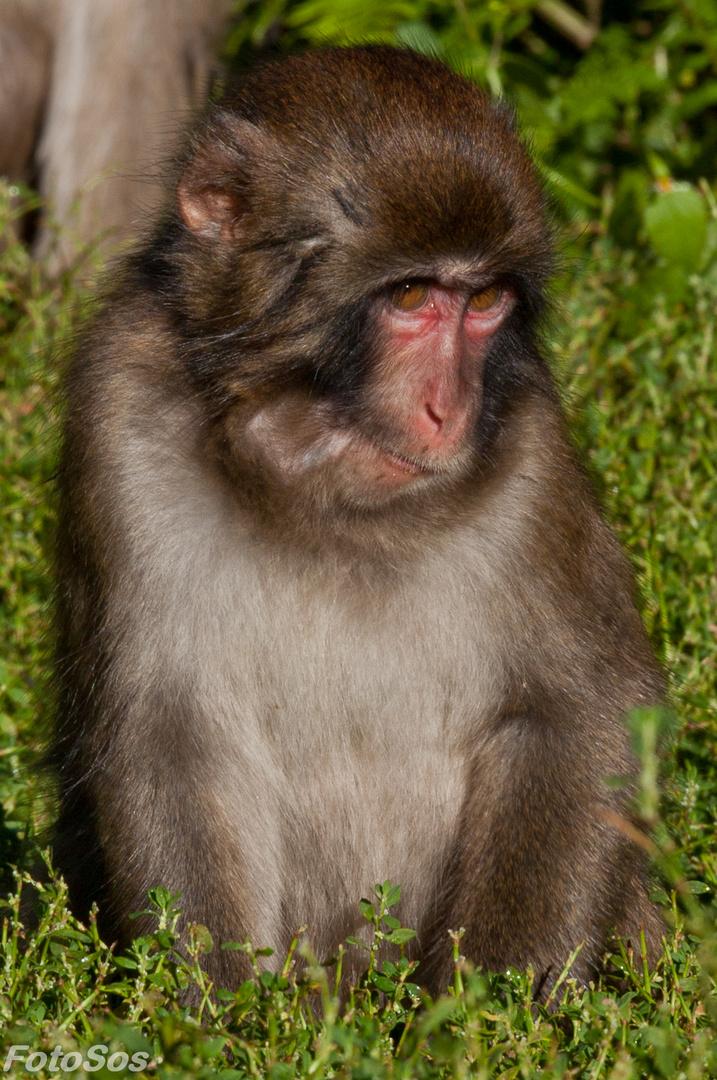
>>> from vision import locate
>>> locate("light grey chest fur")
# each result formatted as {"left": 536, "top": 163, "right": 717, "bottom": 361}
{"left": 188, "top": 528, "right": 505, "bottom": 952}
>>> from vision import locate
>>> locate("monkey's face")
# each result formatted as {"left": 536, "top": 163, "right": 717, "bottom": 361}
{"left": 219, "top": 275, "right": 514, "bottom": 514}
{"left": 173, "top": 48, "right": 552, "bottom": 521}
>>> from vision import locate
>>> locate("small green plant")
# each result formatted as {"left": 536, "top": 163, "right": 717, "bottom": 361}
{"left": 344, "top": 882, "right": 421, "bottom": 1032}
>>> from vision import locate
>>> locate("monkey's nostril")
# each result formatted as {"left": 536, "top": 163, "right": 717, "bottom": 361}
{"left": 424, "top": 403, "right": 443, "bottom": 430}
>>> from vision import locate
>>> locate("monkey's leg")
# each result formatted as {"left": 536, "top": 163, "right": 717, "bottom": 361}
{"left": 421, "top": 714, "right": 660, "bottom": 999}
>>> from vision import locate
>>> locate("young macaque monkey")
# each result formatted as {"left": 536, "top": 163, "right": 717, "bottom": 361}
{"left": 53, "top": 46, "right": 664, "bottom": 998}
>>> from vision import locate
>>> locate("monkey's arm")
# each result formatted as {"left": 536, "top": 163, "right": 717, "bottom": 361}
{"left": 53, "top": 314, "right": 264, "bottom": 979}
{"left": 422, "top": 702, "right": 663, "bottom": 999}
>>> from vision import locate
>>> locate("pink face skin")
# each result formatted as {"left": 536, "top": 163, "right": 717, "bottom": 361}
{"left": 368, "top": 282, "right": 513, "bottom": 479}
{"left": 241, "top": 281, "right": 514, "bottom": 507}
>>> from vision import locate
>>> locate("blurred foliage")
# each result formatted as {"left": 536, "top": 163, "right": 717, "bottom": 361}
{"left": 224, "top": 0, "right": 717, "bottom": 286}
{"left": 0, "top": 184, "right": 95, "bottom": 884}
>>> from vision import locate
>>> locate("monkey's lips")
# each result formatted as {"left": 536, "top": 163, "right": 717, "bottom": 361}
{"left": 380, "top": 448, "right": 429, "bottom": 476}
{"left": 333, "top": 429, "right": 440, "bottom": 486}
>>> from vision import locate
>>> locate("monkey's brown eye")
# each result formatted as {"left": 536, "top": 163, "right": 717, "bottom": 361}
{"left": 391, "top": 282, "right": 429, "bottom": 310}
{"left": 469, "top": 284, "right": 502, "bottom": 311}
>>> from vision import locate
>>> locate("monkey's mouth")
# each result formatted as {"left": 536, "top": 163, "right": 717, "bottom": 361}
{"left": 380, "top": 448, "right": 431, "bottom": 475}
{"left": 372, "top": 437, "right": 468, "bottom": 479}
{"left": 347, "top": 423, "right": 474, "bottom": 487}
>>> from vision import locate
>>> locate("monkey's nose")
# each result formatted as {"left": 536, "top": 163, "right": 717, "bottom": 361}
{"left": 411, "top": 397, "right": 468, "bottom": 453}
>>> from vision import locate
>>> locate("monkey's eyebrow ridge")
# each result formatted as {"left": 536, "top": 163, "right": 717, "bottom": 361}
{"left": 332, "top": 188, "right": 366, "bottom": 227}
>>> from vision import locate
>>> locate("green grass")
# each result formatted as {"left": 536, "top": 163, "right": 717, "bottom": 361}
{"left": 1, "top": 178, "right": 716, "bottom": 1077}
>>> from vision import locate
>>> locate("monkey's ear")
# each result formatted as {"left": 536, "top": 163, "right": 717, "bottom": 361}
{"left": 177, "top": 117, "right": 268, "bottom": 243}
